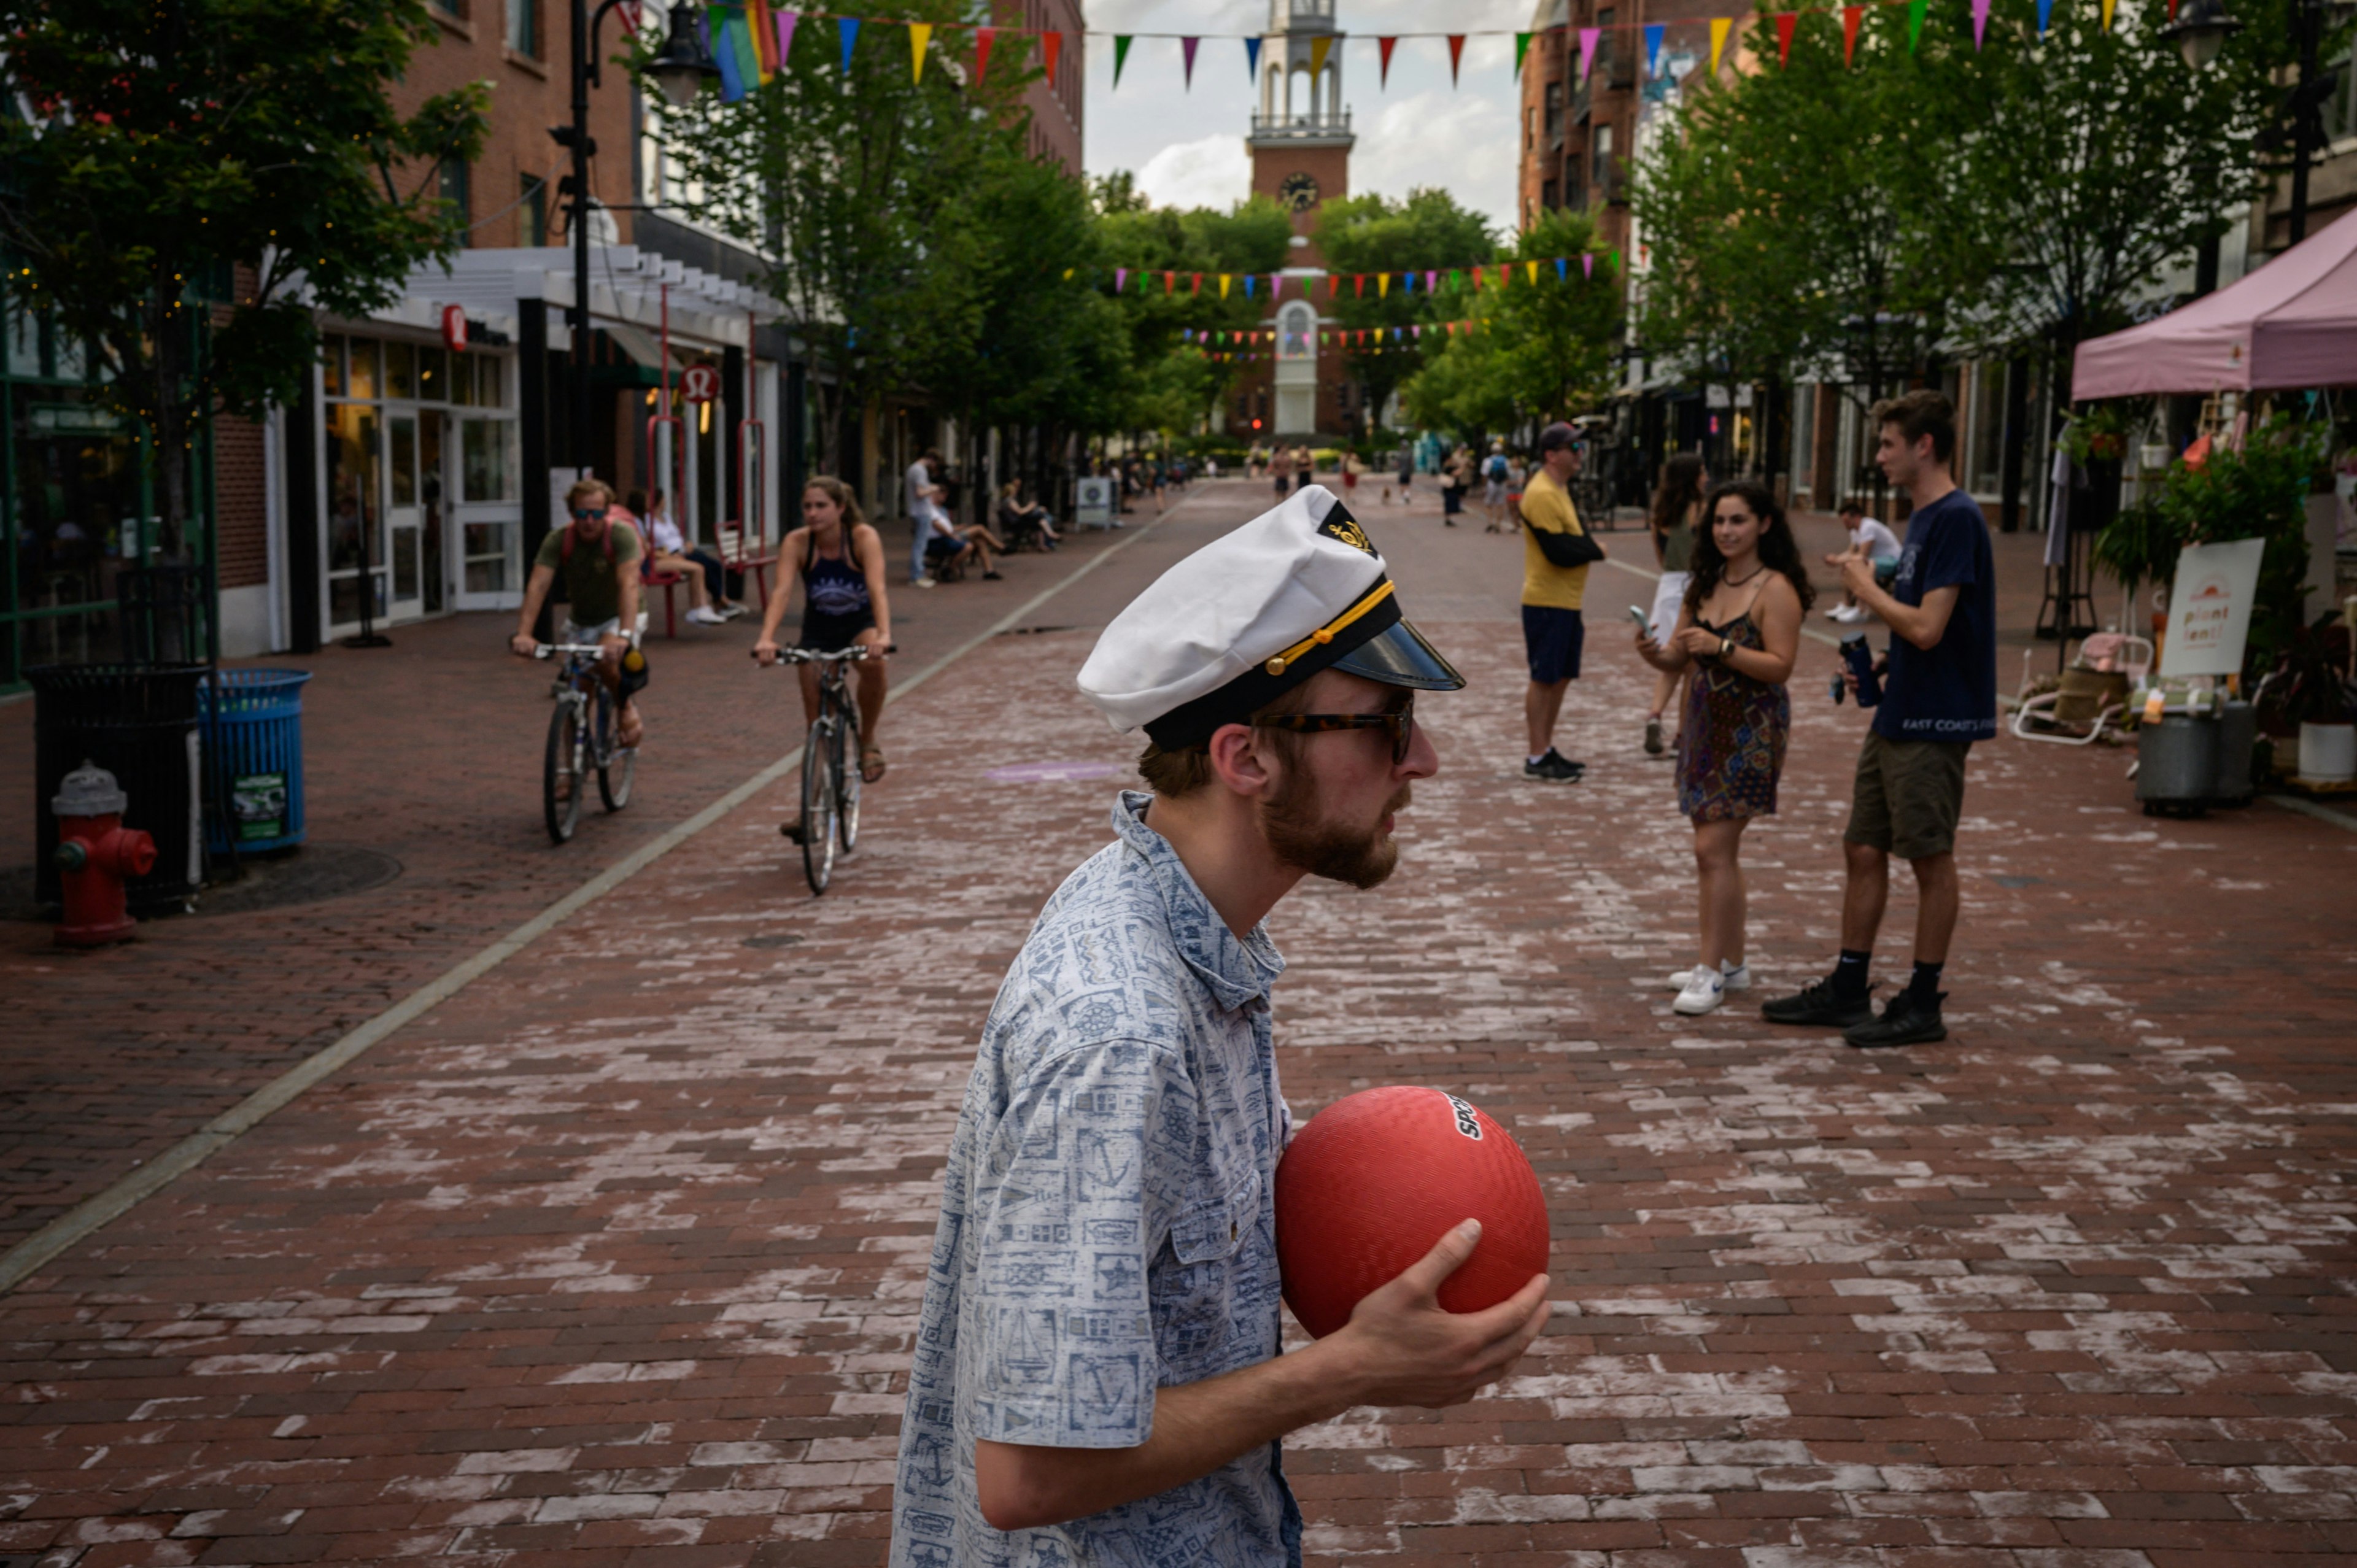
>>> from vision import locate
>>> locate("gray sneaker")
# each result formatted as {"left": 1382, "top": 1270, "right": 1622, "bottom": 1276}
{"left": 1522, "top": 749, "right": 1584, "bottom": 782}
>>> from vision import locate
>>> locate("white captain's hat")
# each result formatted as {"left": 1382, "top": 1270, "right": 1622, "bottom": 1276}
{"left": 1077, "top": 484, "right": 1464, "bottom": 749}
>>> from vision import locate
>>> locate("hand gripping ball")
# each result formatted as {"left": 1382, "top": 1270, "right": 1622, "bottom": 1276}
{"left": 1273, "top": 1086, "right": 1550, "bottom": 1339}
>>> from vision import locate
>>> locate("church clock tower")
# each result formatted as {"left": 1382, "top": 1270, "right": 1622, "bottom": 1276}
{"left": 1243, "top": 0, "right": 1355, "bottom": 441}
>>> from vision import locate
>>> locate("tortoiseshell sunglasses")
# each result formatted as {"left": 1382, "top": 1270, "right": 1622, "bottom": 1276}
{"left": 1253, "top": 701, "right": 1416, "bottom": 764}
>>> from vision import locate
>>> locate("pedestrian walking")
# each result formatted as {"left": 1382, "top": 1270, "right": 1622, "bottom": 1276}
{"left": 1518, "top": 422, "right": 1603, "bottom": 782}
{"left": 1269, "top": 442, "right": 1295, "bottom": 498}
{"left": 1440, "top": 446, "right": 1468, "bottom": 526}
{"left": 891, "top": 484, "right": 1547, "bottom": 1568}
{"left": 1762, "top": 390, "right": 1997, "bottom": 1049}
{"left": 1481, "top": 442, "right": 1511, "bottom": 528}
{"left": 1633, "top": 479, "right": 1811, "bottom": 1015}
{"left": 1641, "top": 455, "right": 1709, "bottom": 755}
{"left": 905, "top": 448, "right": 947, "bottom": 586}
{"left": 1824, "top": 498, "right": 1901, "bottom": 624}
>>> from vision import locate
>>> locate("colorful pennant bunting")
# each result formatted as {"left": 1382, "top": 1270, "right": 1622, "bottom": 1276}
{"left": 1843, "top": 5, "right": 1862, "bottom": 63}
{"left": 748, "top": 0, "right": 776, "bottom": 77}
{"left": 1774, "top": 11, "right": 1797, "bottom": 65}
{"left": 972, "top": 23, "right": 991, "bottom": 82}
{"left": 1907, "top": 0, "right": 1927, "bottom": 50}
{"left": 1971, "top": 0, "right": 1991, "bottom": 45}
{"left": 908, "top": 20, "right": 929, "bottom": 80}
{"left": 2037, "top": 0, "right": 2053, "bottom": 31}
{"left": 1041, "top": 29, "right": 1060, "bottom": 85}
{"left": 1310, "top": 36, "right": 1332, "bottom": 76}
{"left": 1379, "top": 36, "right": 1398, "bottom": 86}
{"left": 1644, "top": 23, "right": 1665, "bottom": 77}
{"left": 1447, "top": 34, "right": 1466, "bottom": 85}
{"left": 1182, "top": 35, "right": 1198, "bottom": 87}
{"left": 1578, "top": 26, "right": 1600, "bottom": 81}
{"left": 1515, "top": 31, "right": 1533, "bottom": 75}
{"left": 1112, "top": 33, "right": 1131, "bottom": 85}
{"left": 709, "top": 7, "right": 745, "bottom": 101}
{"left": 1708, "top": 16, "right": 1730, "bottom": 72}
{"left": 1245, "top": 36, "right": 1261, "bottom": 79}
{"left": 838, "top": 15, "right": 859, "bottom": 74}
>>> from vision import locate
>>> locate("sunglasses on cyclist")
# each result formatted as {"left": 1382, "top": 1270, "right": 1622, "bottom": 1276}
{"left": 570, "top": 506, "right": 605, "bottom": 521}
{"left": 1252, "top": 700, "right": 1417, "bottom": 765}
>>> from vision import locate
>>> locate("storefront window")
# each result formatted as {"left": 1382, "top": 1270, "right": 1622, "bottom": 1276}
{"left": 462, "top": 418, "right": 516, "bottom": 503}
{"left": 418, "top": 346, "right": 449, "bottom": 402}
{"left": 322, "top": 334, "right": 345, "bottom": 396}
{"left": 10, "top": 387, "right": 142, "bottom": 669}
{"left": 385, "top": 339, "right": 416, "bottom": 401}
{"left": 347, "top": 338, "right": 378, "bottom": 400}
{"left": 325, "top": 401, "right": 382, "bottom": 628}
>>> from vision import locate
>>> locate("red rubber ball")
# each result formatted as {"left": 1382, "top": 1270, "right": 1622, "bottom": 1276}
{"left": 1274, "top": 1086, "right": 1550, "bottom": 1339}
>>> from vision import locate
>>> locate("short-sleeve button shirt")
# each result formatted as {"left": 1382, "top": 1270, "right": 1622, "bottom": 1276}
{"left": 891, "top": 793, "right": 1301, "bottom": 1568}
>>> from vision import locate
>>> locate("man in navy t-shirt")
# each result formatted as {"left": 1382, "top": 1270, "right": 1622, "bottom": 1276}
{"left": 1763, "top": 390, "right": 1996, "bottom": 1049}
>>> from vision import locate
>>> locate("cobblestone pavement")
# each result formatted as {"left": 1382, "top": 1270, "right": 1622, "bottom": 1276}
{"left": 0, "top": 505, "right": 1190, "bottom": 1251}
{"left": 4, "top": 480, "right": 2354, "bottom": 1567}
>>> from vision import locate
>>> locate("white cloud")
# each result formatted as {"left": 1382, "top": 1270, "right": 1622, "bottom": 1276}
{"left": 1134, "top": 134, "right": 1256, "bottom": 210}
{"left": 1082, "top": 0, "right": 1530, "bottom": 228}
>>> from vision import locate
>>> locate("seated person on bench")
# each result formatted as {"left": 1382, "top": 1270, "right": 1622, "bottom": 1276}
{"left": 996, "top": 480, "right": 1061, "bottom": 552}
{"left": 923, "top": 509, "right": 1007, "bottom": 582}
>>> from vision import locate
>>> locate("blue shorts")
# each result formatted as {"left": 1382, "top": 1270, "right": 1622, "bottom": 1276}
{"left": 1522, "top": 604, "right": 1584, "bottom": 685}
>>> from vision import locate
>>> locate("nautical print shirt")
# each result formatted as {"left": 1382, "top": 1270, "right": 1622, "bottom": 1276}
{"left": 891, "top": 792, "right": 1301, "bottom": 1568}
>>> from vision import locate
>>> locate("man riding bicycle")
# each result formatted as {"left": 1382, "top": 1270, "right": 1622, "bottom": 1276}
{"left": 510, "top": 477, "right": 646, "bottom": 750}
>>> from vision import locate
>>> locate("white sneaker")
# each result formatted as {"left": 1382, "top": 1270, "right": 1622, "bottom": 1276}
{"left": 718, "top": 603, "right": 749, "bottom": 620}
{"left": 1665, "top": 961, "right": 1751, "bottom": 992}
{"left": 686, "top": 606, "right": 728, "bottom": 625}
{"left": 1673, "top": 967, "right": 1726, "bottom": 1015}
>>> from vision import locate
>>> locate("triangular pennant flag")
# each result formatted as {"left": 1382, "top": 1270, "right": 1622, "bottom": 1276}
{"left": 1582, "top": 252, "right": 1594, "bottom": 279}
{"left": 711, "top": 8, "right": 747, "bottom": 101}
{"left": 1326, "top": 273, "right": 1339, "bottom": 298}
{"left": 1774, "top": 12, "right": 1798, "bottom": 66}
{"left": 1843, "top": 6, "right": 1862, "bottom": 63}
{"left": 1644, "top": 23, "right": 1664, "bottom": 77}
{"left": 1447, "top": 34, "right": 1466, "bottom": 85}
{"left": 1244, "top": 274, "right": 1256, "bottom": 297}
{"left": 1353, "top": 274, "right": 1366, "bottom": 297}
{"left": 1219, "top": 274, "right": 1231, "bottom": 298}
{"left": 2035, "top": 0, "right": 2053, "bottom": 31}
{"left": 1526, "top": 260, "right": 1539, "bottom": 285}
{"left": 1379, "top": 36, "right": 1398, "bottom": 86}
{"left": 1245, "top": 36, "right": 1261, "bottom": 79}
{"left": 1426, "top": 269, "right": 1438, "bottom": 293}
{"left": 1377, "top": 273, "right": 1390, "bottom": 297}
{"left": 838, "top": 15, "right": 859, "bottom": 74}
{"left": 972, "top": 25, "right": 993, "bottom": 83}
{"left": 1907, "top": 0, "right": 1927, "bottom": 50}
{"left": 1497, "top": 263, "right": 1511, "bottom": 287}
{"left": 1412, "top": 323, "right": 1423, "bottom": 339}
{"left": 1182, "top": 36, "right": 1199, "bottom": 87}
{"left": 2100, "top": 0, "right": 2116, "bottom": 26}
{"left": 1554, "top": 257, "right": 1566, "bottom": 281}
{"left": 748, "top": 0, "right": 775, "bottom": 77}
{"left": 1112, "top": 34, "right": 1132, "bottom": 85}
{"left": 1042, "top": 29, "right": 1061, "bottom": 85}
{"left": 1391, "top": 326, "right": 1402, "bottom": 342}
{"left": 1577, "top": 27, "right": 1600, "bottom": 81}
{"left": 1971, "top": 0, "right": 1991, "bottom": 45}
{"left": 1709, "top": 17, "right": 1730, "bottom": 72}
{"left": 1515, "top": 32, "right": 1533, "bottom": 75}
{"left": 1191, "top": 272, "right": 1201, "bottom": 295}
{"left": 1310, "top": 36, "right": 1331, "bottom": 76}
{"left": 1114, "top": 268, "right": 1127, "bottom": 293}
{"left": 729, "top": 6, "right": 762, "bottom": 88}
{"left": 1609, "top": 248, "right": 1622, "bottom": 272}
{"left": 773, "top": 7, "right": 797, "bottom": 71}
{"left": 908, "top": 21, "right": 930, "bottom": 82}
{"left": 1164, "top": 270, "right": 1175, "bottom": 294}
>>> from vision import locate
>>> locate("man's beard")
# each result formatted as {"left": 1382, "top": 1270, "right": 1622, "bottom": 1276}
{"left": 1260, "top": 767, "right": 1412, "bottom": 890}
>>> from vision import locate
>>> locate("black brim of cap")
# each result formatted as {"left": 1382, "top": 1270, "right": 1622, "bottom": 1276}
{"left": 1331, "top": 617, "right": 1466, "bottom": 692}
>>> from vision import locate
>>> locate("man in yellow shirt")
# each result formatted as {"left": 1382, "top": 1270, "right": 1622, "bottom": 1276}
{"left": 1519, "top": 423, "right": 1601, "bottom": 782}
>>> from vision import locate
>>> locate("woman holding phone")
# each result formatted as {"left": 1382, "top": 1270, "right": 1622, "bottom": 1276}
{"left": 1634, "top": 479, "right": 1813, "bottom": 1016}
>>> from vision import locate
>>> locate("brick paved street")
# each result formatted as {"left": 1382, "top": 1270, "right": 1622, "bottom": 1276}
{"left": 4, "top": 479, "right": 2354, "bottom": 1567}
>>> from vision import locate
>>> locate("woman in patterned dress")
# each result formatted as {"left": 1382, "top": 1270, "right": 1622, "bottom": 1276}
{"left": 1635, "top": 480, "right": 1814, "bottom": 1016}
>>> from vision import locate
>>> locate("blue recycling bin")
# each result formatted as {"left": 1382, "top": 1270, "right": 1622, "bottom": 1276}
{"left": 199, "top": 670, "right": 314, "bottom": 854}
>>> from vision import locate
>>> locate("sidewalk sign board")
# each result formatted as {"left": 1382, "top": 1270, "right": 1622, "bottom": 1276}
{"left": 2158, "top": 536, "right": 2266, "bottom": 679}
{"left": 1074, "top": 476, "right": 1115, "bottom": 529}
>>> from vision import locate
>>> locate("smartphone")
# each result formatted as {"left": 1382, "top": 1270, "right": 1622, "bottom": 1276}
{"left": 1627, "top": 606, "right": 1652, "bottom": 634}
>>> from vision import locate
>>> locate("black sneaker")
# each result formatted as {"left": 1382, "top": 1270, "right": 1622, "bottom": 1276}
{"left": 1522, "top": 749, "right": 1584, "bottom": 783}
{"left": 1844, "top": 989, "right": 1948, "bottom": 1049}
{"left": 1760, "top": 976, "right": 1875, "bottom": 1029}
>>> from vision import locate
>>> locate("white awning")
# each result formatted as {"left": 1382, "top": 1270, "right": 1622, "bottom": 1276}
{"left": 392, "top": 245, "right": 783, "bottom": 350}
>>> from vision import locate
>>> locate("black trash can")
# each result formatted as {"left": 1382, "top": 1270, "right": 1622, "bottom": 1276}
{"left": 30, "top": 664, "right": 207, "bottom": 914}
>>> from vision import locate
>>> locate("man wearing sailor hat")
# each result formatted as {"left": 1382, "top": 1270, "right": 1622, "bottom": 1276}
{"left": 891, "top": 485, "right": 1552, "bottom": 1568}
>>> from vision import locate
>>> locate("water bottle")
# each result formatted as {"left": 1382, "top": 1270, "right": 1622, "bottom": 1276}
{"left": 1841, "top": 631, "right": 1881, "bottom": 708}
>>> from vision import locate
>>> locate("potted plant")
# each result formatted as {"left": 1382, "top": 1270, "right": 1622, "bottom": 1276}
{"left": 2259, "top": 611, "right": 2357, "bottom": 782}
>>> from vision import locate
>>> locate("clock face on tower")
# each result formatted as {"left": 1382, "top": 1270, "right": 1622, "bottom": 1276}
{"left": 1278, "top": 172, "right": 1320, "bottom": 212}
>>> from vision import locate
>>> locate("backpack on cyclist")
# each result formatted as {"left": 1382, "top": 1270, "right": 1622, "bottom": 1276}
{"left": 1486, "top": 454, "right": 1509, "bottom": 482}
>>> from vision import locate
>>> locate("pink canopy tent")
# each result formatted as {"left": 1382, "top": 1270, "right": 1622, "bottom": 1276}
{"left": 2072, "top": 204, "right": 2357, "bottom": 398}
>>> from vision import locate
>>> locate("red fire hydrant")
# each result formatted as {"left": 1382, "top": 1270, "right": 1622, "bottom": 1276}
{"left": 51, "top": 759, "right": 156, "bottom": 948}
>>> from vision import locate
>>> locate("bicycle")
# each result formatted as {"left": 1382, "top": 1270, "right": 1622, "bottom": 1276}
{"left": 533, "top": 636, "right": 637, "bottom": 844}
{"left": 761, "top": 644, "right": 879, "bottom": 894}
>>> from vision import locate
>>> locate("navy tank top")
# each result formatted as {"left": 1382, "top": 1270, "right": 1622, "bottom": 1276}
{"left": 803, "top": 530, "right": 870, "bottom": 620}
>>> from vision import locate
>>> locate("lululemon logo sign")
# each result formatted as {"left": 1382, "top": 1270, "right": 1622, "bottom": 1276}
{"left": 681, "top": 365, "right": 720, "bottom": 404}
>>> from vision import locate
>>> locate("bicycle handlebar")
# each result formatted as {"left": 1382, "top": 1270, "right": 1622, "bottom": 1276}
{"left": 533, "top": 643, "right": 613, "bottom": 658}
{"left": 754, "top": 644, "right": 896, "bottom": 665}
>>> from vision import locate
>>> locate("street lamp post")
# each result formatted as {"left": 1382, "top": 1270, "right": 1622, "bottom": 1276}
{"left": 2164, "top": 0, "right": 2347, "bottom": 248}
{"left": 553, "top": 1, "right": 719, "bottom": 480}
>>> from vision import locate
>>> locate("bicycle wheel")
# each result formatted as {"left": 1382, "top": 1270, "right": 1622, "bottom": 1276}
{"left": 835, "top": 691, "right": 862, "bottom": 854}
{"left": 543, "top": 698, "right": 584, "bottom": 844}
{"left": 595, "top": 683, "right": 634, "bottom": 811}
{"left": 800, "top": 717, "right": 838, "bottom": 895}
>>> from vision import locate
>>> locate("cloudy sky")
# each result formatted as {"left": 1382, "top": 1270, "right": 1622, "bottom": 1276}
{"left": 1079, "top": 0, "right": 1535, "bottom": 231}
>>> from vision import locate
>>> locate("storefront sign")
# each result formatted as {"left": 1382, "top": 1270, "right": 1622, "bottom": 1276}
{"left": 441, "top": 304, "right": 469, "bottom": 353}
{"left": 1074, "top": 476, "right": 1114, "bottom": 527}
{"left": 2158, "top": 536, "right": 2266, "bottom": 679}
{"left": 681, "top": 364, "right": 720, "bottom": 404}
{"left": 28, "top": 404, "right": 125, "bottom": 434}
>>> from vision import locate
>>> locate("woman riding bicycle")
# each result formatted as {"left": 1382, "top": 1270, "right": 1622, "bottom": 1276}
{"left": 754, "top": 477, "right": 893, "bottom": 835}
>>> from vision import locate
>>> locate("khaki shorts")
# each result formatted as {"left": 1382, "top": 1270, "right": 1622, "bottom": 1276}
{"left": 1845, "top": 732, "right": 1969, "bottom": 860}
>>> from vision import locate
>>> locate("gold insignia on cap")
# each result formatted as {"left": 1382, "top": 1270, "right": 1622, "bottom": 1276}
{"left": 1317, "top": 512, "right": 1376, "bottom": 555}
{"left": 1263, "top": 579, "right": 1395, "bottom": 680}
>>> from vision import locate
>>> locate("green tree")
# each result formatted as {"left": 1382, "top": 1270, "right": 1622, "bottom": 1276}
{"left": 1094, "top": 191, "right": 1292, "bottom": 436}
{"left": 644, "top": 0, "right": 1034, "bottom": 474}
{"left": 0, "top": 0, "right": 487, "bottom": 556}
{"left": 1401, "top": 208, "right": 1617, "bottom": 438}
{"left": 1314, "top": 190, "right": 1495, "bottom": 429}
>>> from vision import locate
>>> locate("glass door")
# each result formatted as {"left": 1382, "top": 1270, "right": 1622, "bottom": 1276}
{"left": 452, "top": 414, "right": 522, "bottom": 611}
{"left": 326, "top": 403, "right": 384, "bottom": 632}
{"left": 387, "top": 412, "right": 424, "bottom": 620}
